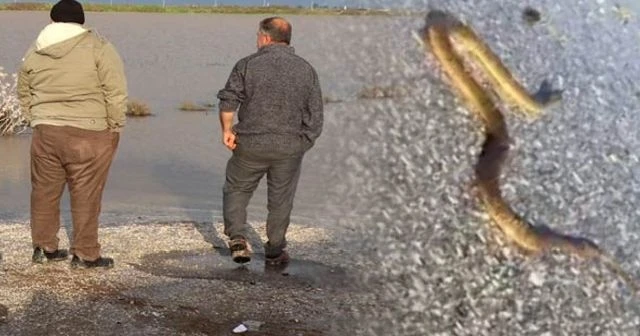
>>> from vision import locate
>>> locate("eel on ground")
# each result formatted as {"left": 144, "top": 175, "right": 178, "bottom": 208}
{"left": 419, "top": 9, "right": 637, "bottom": 293}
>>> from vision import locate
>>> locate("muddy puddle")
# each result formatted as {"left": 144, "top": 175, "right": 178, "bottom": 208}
{"left": 132, "top": 248, "right": 353, "bottom": 290}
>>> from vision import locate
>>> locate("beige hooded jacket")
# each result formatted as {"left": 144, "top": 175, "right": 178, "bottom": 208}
{"left": 17, "top": 22, "right": 127, "bottom": 131}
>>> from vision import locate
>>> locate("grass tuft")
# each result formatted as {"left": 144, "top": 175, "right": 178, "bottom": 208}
{"left": 126, "top": 100, "right": 152, "bottom": 117}
{"left": 178, "top": 101, "right": 212, "bottom": 112}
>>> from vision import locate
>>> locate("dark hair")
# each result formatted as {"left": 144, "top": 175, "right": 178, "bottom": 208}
{"left": 259, "top": 17, "right": 292, "bottom": 45}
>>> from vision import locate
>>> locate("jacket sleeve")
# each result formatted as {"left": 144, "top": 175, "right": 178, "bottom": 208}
{"left": 96, "top": 41, "right": 128, "bottom": 131}
{"left": 301, "top": 69, "right": 324, "bottom": 151}
{"left": 16, "top": 64, "right": 32, "bottom": 125}
{"left": 217, "top": 60, "right": 246, "bottom": 112}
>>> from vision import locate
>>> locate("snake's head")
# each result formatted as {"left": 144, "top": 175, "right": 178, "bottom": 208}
{"left": 565, "top": 236, "right": 602, "bottom": 257}
{"left": 424, "top": 9, "right": 462, "bottom": 32}
{"left": 426, "top": 9, "right": 450, "bottom": 22}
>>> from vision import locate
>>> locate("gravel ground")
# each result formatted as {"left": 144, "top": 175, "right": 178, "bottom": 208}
{"left": 323, "top": 0, "right": 640, "bottom": 335}
{"left": 0, "top": 221, "right": 361, "bottom": 335}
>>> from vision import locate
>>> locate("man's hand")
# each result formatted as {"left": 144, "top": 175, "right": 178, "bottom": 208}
{"left": 222, "top": 130, "right": 237, "bottom": 150}
{"left": 220, "top": 110, "right": 236, "bottom": 151}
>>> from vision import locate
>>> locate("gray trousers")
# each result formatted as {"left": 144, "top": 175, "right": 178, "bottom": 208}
{"left": 223, "top": 145, "right": 304, "bottom": 257}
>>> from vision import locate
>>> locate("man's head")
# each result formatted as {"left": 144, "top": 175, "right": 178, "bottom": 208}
{"left": 50, "top": 0, "right": 85, "bottom": 25}
{"left": 256, "top": 17, "right": 292, "bottom": 49}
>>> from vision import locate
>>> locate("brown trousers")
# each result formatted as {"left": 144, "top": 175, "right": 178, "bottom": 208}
{"left": 30, "top": 125, "right": 119, "bottom": 261}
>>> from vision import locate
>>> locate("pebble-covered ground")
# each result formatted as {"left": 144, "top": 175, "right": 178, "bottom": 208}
{"left": 0, "top": 221, "right": 360, "bottom": 335}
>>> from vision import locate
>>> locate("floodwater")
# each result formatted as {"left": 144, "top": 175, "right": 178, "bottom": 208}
{"left": 0, "top": 11, "right": 403, "bottom": 224}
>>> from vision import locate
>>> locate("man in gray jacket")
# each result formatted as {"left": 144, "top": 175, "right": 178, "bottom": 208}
{"left": 217, "top": 17, "right": 323, "bottom": 265}
{"left": 18, "top": 0, "right": 127, "bottom": 269}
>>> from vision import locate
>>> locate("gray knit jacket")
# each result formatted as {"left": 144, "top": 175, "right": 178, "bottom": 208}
{"left": 217, "top": 44, "right": 323, "bottom": 152}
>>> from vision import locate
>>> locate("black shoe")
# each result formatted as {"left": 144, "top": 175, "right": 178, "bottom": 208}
{"left": 229, "top": 237, "right": 252, "bottom": 264}
{"left": 70, "top": 255, "right": 114, "bottom": 269}
{"left": 32, "top": 247, "right": 69, "bottom": 264}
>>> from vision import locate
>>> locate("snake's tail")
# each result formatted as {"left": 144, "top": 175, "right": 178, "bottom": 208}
{"left": 548, "top": 233, "right": 639, "bottom": 294}
{"left": 599, "top": 253, "right": 640, "bottom": 295}
{"left": 533, "top": 79, "right": 563, "bottom": 107}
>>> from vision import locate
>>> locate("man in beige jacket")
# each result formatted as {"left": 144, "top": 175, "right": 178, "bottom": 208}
{"left": 17, "top": 0, "right": 127, "bottom": 269}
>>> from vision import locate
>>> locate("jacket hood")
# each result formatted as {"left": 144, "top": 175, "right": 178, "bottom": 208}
{"left": 35, "top": 22, "right": 89, "bottom": 59}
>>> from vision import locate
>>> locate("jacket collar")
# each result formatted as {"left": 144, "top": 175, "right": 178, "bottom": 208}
{"left": 258, "top": 43, "right": 295, "bottom": 54}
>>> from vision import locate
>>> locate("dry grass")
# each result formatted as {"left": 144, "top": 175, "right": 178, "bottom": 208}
{"left": 178, "top": 101, "right": 212, "bottom": 112}
{"left": 126, "top": 100, "right": 152, "bottom": 117}
{"left": 0, "top": 2, "right": 48, "bottom": 11}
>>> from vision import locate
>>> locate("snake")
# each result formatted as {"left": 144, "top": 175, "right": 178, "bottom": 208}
{"left": 418, "top": 10, "right": 637, "bottom": 293}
